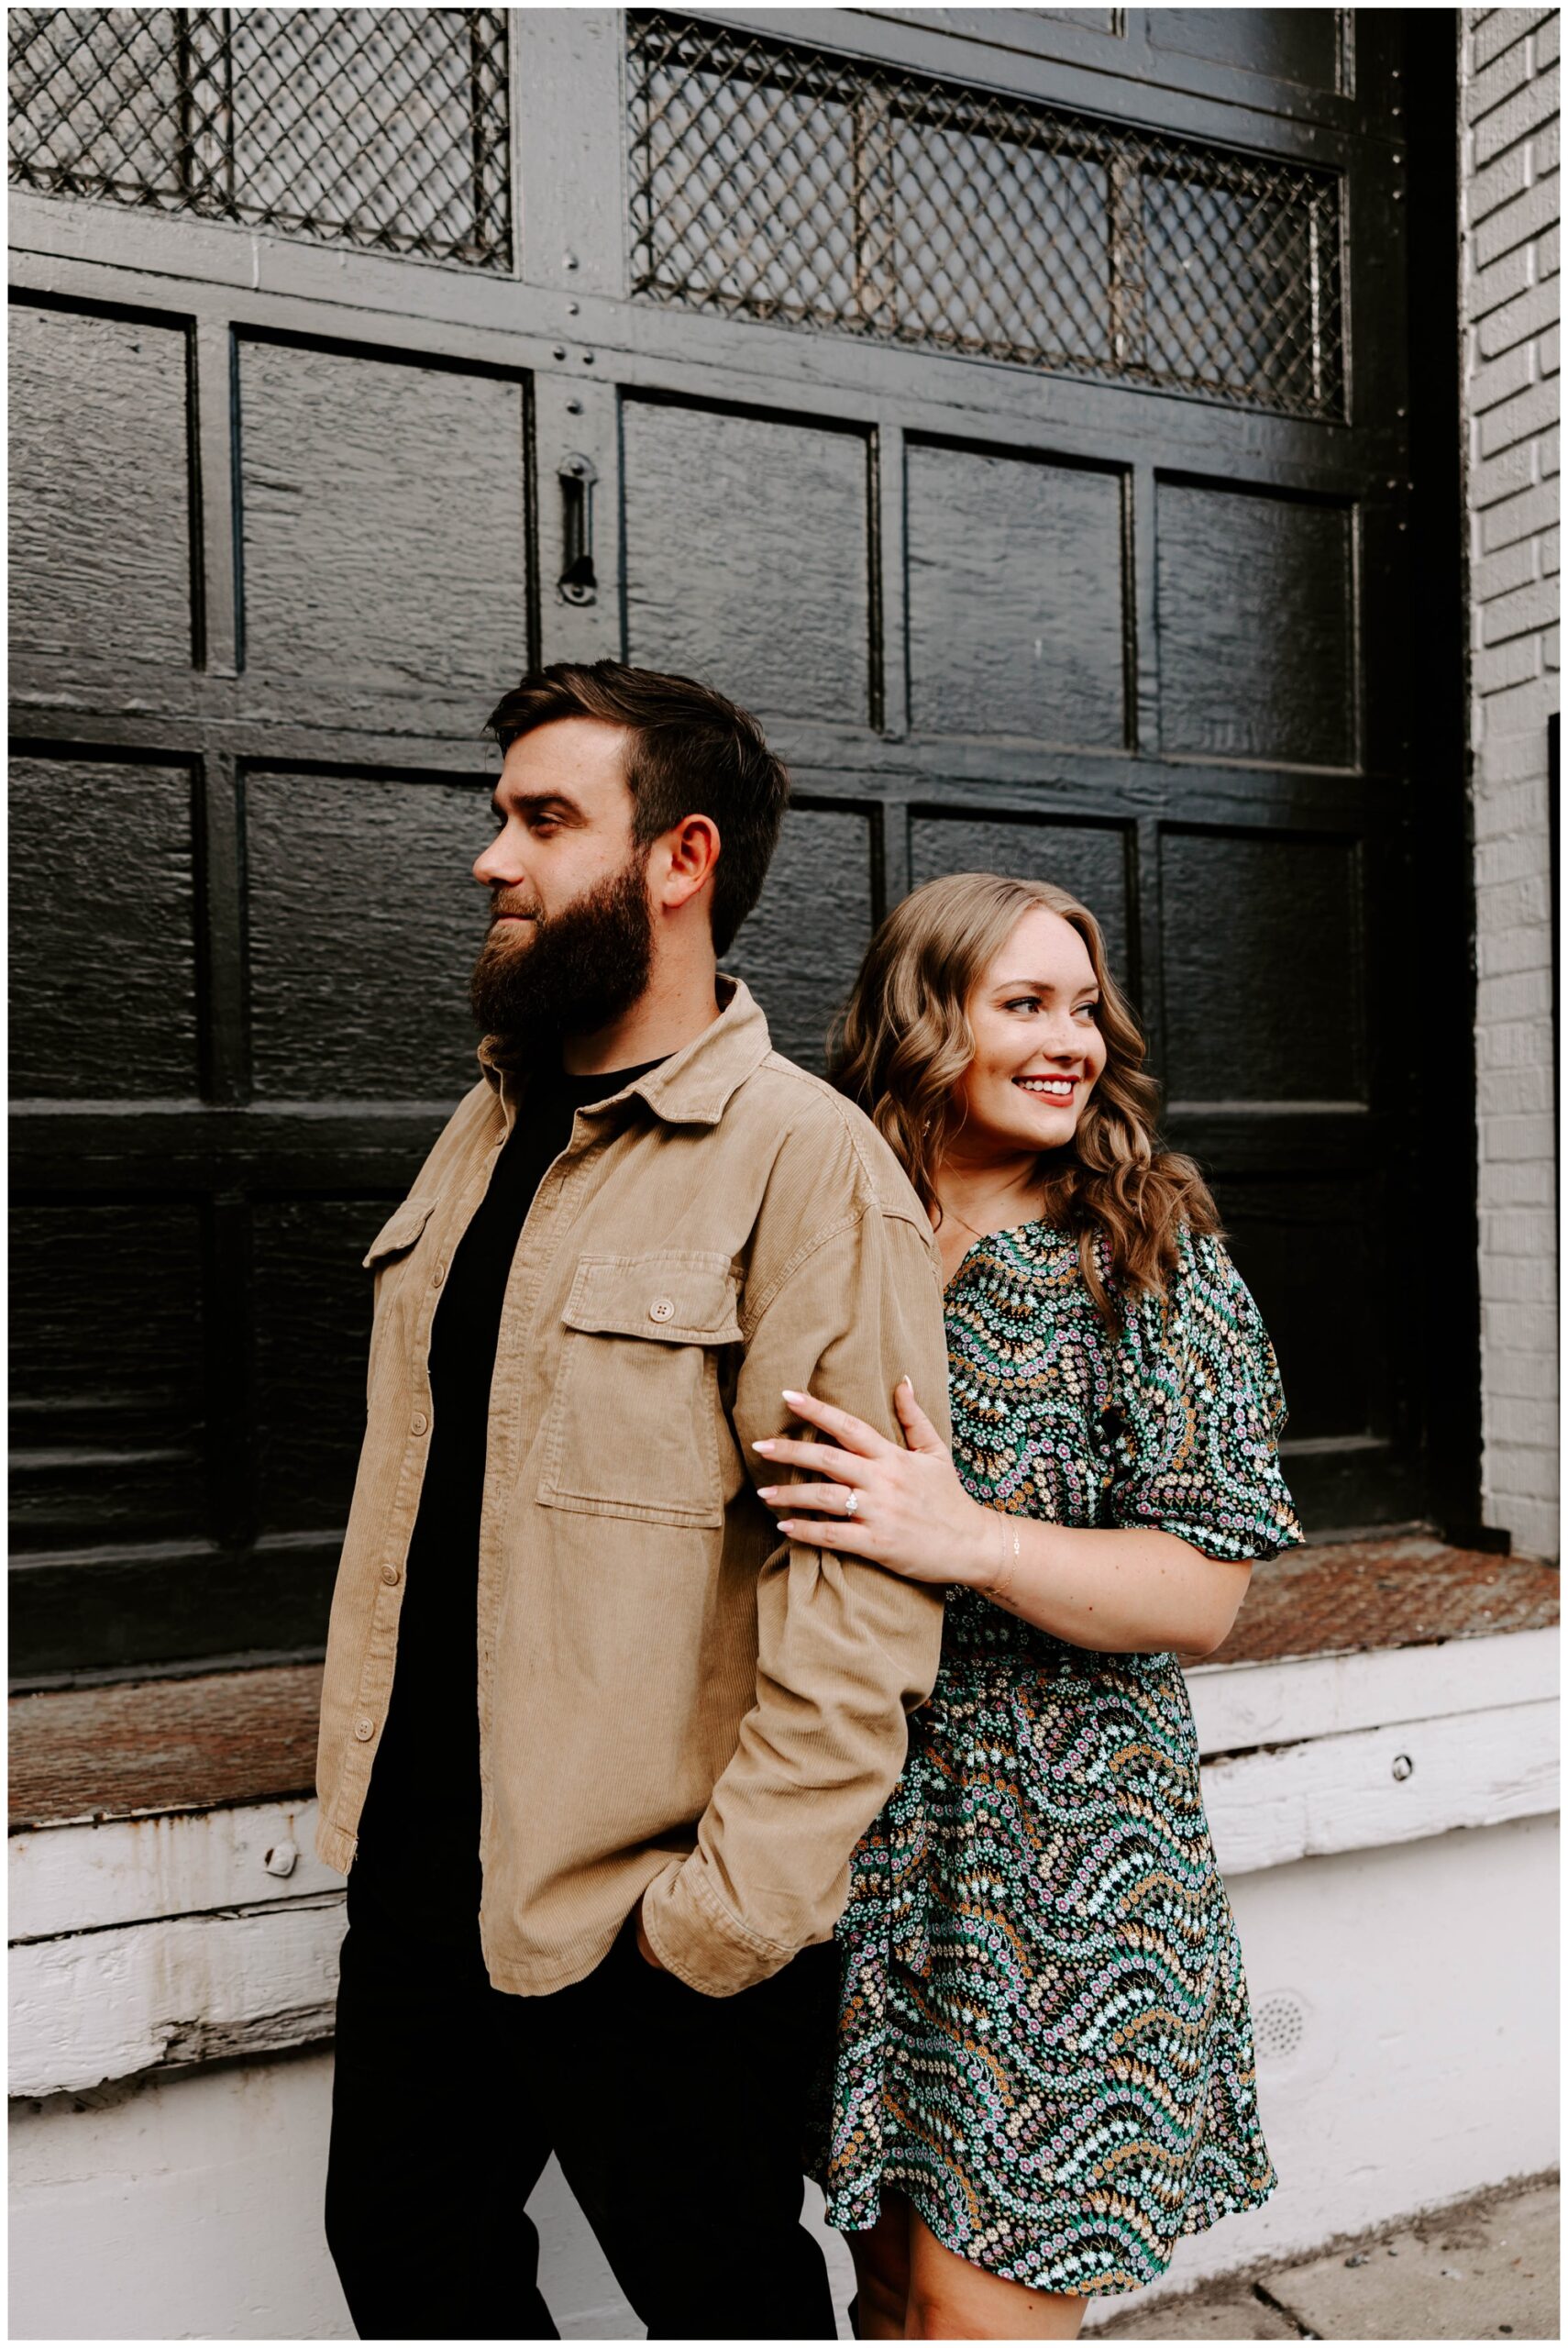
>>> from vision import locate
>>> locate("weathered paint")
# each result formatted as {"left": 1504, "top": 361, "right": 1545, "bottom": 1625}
{"left": 1208, "top": 1534, "right": 1561, "bottom": 1666}
{"left": 9, "top": 1798, "right": 337, "bottom": 1943}
{"left": 8, "top": 1661, "right": 325, "bottom": 1832}
{"left": 1187, "top": 1619, "right": 1558, "bottom": 1750}
{"left": 10, "top": 1895, "right": 345, "bottom": 2098}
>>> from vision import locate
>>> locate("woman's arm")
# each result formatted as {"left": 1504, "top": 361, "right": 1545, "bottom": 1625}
{"left": 972, "top": 1512, "right": 1251, "bottom": 1659}
{"left": 754, "top": 1379, "right": 1251, "bottom": 1661}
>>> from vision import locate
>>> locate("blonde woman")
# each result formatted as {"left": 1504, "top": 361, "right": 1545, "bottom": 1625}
{"left": 752, "top": 874, "right": 1302, "bottom": 2340}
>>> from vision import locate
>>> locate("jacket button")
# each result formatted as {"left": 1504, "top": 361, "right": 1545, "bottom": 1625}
{"left": 410, "top": 1412, "right": 429, "bottom": 1435}
{"left": 432, "top": 1263, "right": 446, "bottom": 1287}
{"left": 381, "top": 1565, "right": 400, "bottom": 1587}
{"left": 353, "top": 1717, "right": 375, "bottom": 1742}
{"left": 648, "top": 1297, "right": 676, "bottom": 1323}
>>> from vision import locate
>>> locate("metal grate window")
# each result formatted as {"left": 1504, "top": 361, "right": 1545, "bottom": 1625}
{"left": 8, "top": 8, "right": 512, "bottom": 271}
{"left": 629, "top": 13, "right": 1344, "bottom": 420}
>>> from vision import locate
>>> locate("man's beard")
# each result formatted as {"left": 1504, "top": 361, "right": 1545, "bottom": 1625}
{"left": 469, "top": 855, "right": 655, "bottom": 1052}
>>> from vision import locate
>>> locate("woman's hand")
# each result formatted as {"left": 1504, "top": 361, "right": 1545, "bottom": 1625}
{"left": 753, "top": 1379, "right": 999, "bottom": 1588}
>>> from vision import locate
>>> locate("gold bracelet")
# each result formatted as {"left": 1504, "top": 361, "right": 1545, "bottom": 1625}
{"left": 994, "top": 1514, "right": 1021, "bottom": 1593}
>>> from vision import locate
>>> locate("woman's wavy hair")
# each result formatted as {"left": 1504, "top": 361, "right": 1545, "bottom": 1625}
{"left": 829, "top": 871, "right": 1220, "bottom": 1317}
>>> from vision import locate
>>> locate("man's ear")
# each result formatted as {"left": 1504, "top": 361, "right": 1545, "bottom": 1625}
{"left": 659, "top": 814, "right": 721, "bottom": 911}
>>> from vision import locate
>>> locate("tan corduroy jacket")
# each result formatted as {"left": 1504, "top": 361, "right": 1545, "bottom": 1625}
{"left": 315, "top": 978, "right": 949, "bottom": 1997}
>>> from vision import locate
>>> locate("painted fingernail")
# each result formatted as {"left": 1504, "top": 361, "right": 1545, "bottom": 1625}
{"left": 782, "top": 1388, "right": 805, "bottom": 1403}
{"left": 758, "top": 1486, "right": 778, "bottom": 1500}
{"left": 752, "top": 1439, "right": 776, "bottom": 1453}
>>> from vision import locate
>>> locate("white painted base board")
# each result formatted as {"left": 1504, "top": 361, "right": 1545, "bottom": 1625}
{"left": 10, "top": 1813, "right": 1558, "bottom": 2342}
{"left": 12, "top": 1628, "right": 1558, "bottom": 2102}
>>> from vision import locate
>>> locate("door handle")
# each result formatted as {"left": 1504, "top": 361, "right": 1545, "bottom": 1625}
{"left": 558, "top": 453, "right": 598, "bottom": 606}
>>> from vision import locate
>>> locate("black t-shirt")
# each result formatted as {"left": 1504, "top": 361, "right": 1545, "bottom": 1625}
{"left": 352, "top": 1056, "right": 664, "bottom": 1933}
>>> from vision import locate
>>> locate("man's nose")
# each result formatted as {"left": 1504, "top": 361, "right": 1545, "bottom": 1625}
{"left": 474, "top": 834, "right": 518, "bottom": 888}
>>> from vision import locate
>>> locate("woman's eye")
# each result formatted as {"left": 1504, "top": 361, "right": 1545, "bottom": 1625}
{"left": 1074, "top": 1002, "right": 1099, "bottom": 1022}
{"left": 1005, "top": 997, "right": 1042, "bottom": 1014}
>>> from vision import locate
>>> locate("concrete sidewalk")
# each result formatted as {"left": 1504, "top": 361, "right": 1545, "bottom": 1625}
{"left": 1094, "top": 2176, "right": 1559, "bottom": 2342}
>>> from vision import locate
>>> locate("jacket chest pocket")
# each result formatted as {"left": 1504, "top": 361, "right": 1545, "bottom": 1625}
{"left": 538, "top": 1251, "right": 743, "bottom": 1529}
{"left": 363, "top": 1195, "right": 438, "bottom": 1284}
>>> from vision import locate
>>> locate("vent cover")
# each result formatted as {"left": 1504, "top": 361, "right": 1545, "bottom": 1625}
{"left": 1253, "top": 1990, "right": 1309, "bottom": 2066}
{"left": 628, "top": 12, "right": 1345, "bottom": 419}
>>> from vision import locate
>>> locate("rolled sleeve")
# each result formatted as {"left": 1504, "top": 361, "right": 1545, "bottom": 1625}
{"left": 639, "top": 1209, "right": 949, "bottom": 1994}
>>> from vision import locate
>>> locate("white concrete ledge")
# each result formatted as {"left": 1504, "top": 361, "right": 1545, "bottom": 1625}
{"left": 9, "top": 1627, "right": 1559, "bottom": 2099}
{"left": 1186, "top": 1624, "right": 1558, "bottom": 1755}
{"left": 9, "top": 1798, "right": 339, "bottom": 1944}
{"left": 1204, "top": 1697, "right": 1558, "bottom": 1877}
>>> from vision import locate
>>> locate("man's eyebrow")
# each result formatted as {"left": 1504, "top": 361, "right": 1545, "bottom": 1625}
{"left": 488, "top": 788, "right": 587, "bottom": 821}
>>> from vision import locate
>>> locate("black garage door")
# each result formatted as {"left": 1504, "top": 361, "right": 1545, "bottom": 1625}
{"left": 8, "top": 7, "right": 1475, "bottom": 1684}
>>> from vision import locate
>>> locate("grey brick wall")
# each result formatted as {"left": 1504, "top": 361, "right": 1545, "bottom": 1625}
{"left": 1462, "top": 8, "right": 1560, "bottom": 1561}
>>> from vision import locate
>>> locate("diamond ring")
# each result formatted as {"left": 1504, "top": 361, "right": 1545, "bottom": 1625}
{"left": 844, "top": 1490, "right": 859, "bottom": 1519}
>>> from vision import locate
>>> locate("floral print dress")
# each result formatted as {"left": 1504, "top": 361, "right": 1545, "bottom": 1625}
{"left": 811, "top": 1222, "right": 1304, "bottom": 2297}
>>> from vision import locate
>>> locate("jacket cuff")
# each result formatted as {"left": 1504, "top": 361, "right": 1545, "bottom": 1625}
{"left": 638, "top": 1856, "right": 800, "bottom": 1997}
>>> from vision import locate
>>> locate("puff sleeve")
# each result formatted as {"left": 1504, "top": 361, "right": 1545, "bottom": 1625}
{"left": 1108, "top": 1228, "right": 1304, "bottom": 1564}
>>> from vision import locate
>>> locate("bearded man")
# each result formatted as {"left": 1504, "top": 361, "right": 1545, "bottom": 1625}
{"left": 316, "top": 662, "right": 949, "bottom": 2341}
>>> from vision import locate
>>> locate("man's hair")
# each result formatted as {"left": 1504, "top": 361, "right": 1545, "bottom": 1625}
{"left": 484, "top": 660, "right": 790, "bottom": 956}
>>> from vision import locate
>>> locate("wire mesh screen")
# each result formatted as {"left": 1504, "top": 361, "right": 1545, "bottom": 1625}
{"left": 9, "top": 8, "right": 512, "bottom": 270}
{"left": 628, "top": 14, "right": 1344, "bottom": 419}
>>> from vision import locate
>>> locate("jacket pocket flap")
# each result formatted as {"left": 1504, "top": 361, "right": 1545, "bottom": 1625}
{"left": 362, "top": 1196, "right": 437, "bottom": 1268}
{"left": 562, "top": 1253, "right": 742, "bottom": 1346}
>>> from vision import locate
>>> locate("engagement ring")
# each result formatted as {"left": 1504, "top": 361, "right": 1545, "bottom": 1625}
{"left": 844, "top": 1491, "right": 859, "bottom": 1518}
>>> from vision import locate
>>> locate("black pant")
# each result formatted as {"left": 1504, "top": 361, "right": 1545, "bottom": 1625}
{"left": 325, "top": 1871, "right": 840, "bottom": 2341}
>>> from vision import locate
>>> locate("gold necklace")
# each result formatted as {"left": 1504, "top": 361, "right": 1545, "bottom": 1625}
{"left": 942, "top": 1191, "right": 1044, "bottom": 1246}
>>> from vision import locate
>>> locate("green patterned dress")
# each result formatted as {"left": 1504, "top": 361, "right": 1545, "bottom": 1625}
{"left": 811, "top": 1222, "right": 1303, "bottom": 2296}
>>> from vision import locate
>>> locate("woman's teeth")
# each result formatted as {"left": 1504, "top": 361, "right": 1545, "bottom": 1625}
{"left": 1016, "top": 1077, "right": 1075, "bottom": 1099}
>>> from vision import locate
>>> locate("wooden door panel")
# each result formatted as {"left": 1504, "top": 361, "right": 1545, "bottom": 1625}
{"left": 1221, "top": 1180, "right": 1375, "bottom": 1447}
{"left": 907, "top": 445, "right": 1127, "bottom": 746}
{"left": 1155, "top": 482, "right": 1356, "bottom": 767}
{"left": 1149, "top": 10, "right": 1342, "bottom": 89}
{"left": 623, "top": 399, "right": 873, "bottom": 725}
{"left": 9, "top": 303, "right": 193, "bottom": 672}
{"left": 11, "top": 755, "right": 200, "bottom": 1101}
{"left": 252, "top": 1196, "right": 383, "bottom": 1540}
{"left": 237, "top": 341, "right": 530, "bottom": 728}
{"left": 1161, "top": 828, "right": 1364, "bottom": 1102}
{"left": 723, "top": 802, "right": 877, "bottom": 1071}
{"left": 911, "top": 812, "right": 1132, "bottom": 979}
{"left": 245, "top": 770, "right": 490, "bottom": 1102}
{"left": 9, "top": 1200, "right": 207, "bottom": 1545}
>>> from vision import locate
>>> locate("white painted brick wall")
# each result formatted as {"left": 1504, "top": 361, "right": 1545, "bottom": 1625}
{"left": 1463, "top": 9, "right": 1561, "bottom": 1562}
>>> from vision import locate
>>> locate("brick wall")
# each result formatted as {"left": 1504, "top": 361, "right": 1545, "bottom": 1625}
{"left": 1462, "top": 8, "right": 1560, "bottom": 1561}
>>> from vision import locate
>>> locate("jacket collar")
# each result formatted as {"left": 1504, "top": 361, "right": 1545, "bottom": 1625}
{"left": 477, "top": 975, "right": 773, "bottom": 1130}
